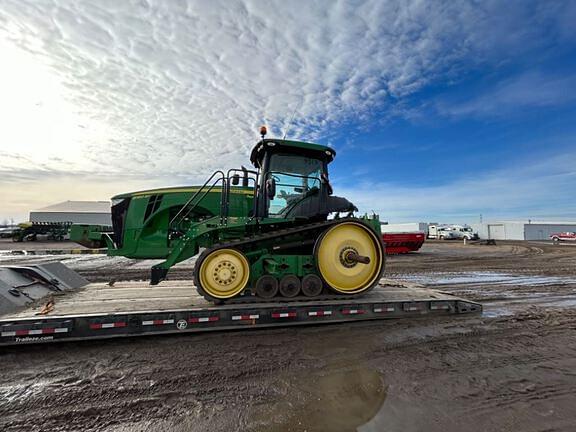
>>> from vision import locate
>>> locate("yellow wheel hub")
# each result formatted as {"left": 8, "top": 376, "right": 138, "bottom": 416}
{"left": 198, "top": 249, "right": 250, "bottom": 299}
{"left": 316, "top": 222, "right": 383, "bottom": 294}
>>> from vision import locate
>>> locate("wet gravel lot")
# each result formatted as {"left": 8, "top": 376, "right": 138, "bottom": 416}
{"left": 1, "top": 240, "right": 576, "bottom": 431}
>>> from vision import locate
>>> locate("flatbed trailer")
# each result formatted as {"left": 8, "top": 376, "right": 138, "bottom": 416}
{"left": 0, "top": 278, "right": 481, "bottom": 346}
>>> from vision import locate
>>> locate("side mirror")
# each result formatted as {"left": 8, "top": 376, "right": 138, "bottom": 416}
{"left": 231, "top": 174, "right": 240, "bottom": 186}
{"left": 266, "top": 178, "right": 276, "bottom": 199}
{"left": 321, "top": 173, "right": 333, "bottom": 195}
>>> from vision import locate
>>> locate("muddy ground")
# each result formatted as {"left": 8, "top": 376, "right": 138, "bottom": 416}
{"left": 1, "top": 240, "right": 576, "bottom": 431}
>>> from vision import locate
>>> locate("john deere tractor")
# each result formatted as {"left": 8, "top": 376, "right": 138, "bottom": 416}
{"left": 72, "top": 128, "right": 384, "bottom": 303}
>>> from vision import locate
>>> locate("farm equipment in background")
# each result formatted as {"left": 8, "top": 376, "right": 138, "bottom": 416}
{"left": 69, "top": 224, "right": 113, "bottom": 249}
{"left": 382, "top": 232, "right": 425, "bottom": 254}
{"left": 71, "top": 129, "right": 385, "bottom": 303}
{"left": 12, "top": 222, "right": 72, "bottom": 242}
{"left": 0, "top": 226, "right": 18, "bottom": 239}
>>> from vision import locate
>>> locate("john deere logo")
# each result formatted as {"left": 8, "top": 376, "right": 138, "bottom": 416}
{"left": 176, "top": 319, "right": 188, "bottom": 330}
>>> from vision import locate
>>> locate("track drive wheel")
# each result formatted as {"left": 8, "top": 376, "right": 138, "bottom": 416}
{"left": 195, "top": 248, "right": 250, "bottom": 301}
{"left": 315, "top": 221, "right": 384, "bottom": 295}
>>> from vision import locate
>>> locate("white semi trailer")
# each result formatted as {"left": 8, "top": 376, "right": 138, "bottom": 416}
{"left": 428, "top": 224, "right": 479, "bottom": 240}
{"left": 380, "top": 222, "right": 479, "bottom": 240}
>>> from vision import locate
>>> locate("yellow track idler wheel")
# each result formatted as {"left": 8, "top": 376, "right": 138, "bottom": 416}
{"left": 315, "top": 221, "right": 384, "bottom": 294}
{"left": 197, "top": 248, "right": 250, "bottom": 300}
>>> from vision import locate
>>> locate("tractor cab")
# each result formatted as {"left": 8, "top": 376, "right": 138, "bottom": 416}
{"left": 250, "top": 134, "right": 356, "bottom": 220}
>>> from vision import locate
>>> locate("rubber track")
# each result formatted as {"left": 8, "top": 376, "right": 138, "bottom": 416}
{"left": 193, "top": 218, "right": 383, "bottom": 304}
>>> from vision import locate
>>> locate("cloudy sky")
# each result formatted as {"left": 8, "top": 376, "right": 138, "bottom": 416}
{"left": 0, "top": 0, "right": 575, "bottom": 223}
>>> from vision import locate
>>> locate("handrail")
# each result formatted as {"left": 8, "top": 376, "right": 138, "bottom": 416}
{"left": 169, "top": 170, "right": 226, "bottom": 227}
{"left": 223, "top": 168, "right": 258, "bottom": 222}
{"left": 170, "top": 168, "right": 259, "bottom": 230}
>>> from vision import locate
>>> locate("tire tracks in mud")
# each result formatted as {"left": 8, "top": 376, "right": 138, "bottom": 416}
{"left": 3, "top": 241, "right": 576, "bottom": 431}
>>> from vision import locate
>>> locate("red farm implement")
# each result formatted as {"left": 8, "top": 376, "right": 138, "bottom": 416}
{"left": 383, "top": 232, "right": 425, "bottom": 254}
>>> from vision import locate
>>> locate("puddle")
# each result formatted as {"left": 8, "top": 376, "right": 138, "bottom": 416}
{"left": 401, "top": 271, "right": 576, "bottom": 287}
{"left": 399, "top": 271, "right": 576, "bottom": 316}
{"left": 482, "top": 307, "right": 515, "bottom": 318}
{"left": 481, "top": 294, "right": 576, "bottom": 318}
{"left": 542, "top": 298, "right": 576, "bottom": 307}
{"left": 251, "top": 366, "right": 386, "bottom": 431}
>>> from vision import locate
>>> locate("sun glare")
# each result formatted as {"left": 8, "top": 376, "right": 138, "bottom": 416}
{"left": 0, "top": 35, "right": 90, "bottom": 169}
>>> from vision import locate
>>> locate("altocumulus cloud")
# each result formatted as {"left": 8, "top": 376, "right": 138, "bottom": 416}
{"left": 0, "top": 0, "right": 572, "bottom": 219}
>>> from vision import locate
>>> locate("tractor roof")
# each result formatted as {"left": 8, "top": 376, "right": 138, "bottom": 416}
{"left": 249, "top": 139, "right": 336, "bottom": 168}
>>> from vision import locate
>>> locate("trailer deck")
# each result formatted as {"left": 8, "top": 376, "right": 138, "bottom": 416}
{"left": 0, "top": 278, "right": 481, "bottom": 346}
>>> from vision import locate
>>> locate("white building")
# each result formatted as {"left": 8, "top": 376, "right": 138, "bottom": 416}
{"left": 30, "top": 201, "right": 111, "bottom": 225}
{"left": 471, "top": 221, "right": 576, "bottom": 241}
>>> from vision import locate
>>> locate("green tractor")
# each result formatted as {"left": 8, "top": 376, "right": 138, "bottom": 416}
{"left": 74, "top": 128, "right": 385, "bottom": 303}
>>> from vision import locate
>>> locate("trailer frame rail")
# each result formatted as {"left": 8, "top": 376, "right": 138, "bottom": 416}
{"left": 0, "top": 296, "right": 481, "bottom": 346}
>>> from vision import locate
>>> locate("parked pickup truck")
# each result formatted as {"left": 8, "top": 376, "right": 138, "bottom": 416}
{"left": 550, "top": 232, "right": 576, "bottom": 243}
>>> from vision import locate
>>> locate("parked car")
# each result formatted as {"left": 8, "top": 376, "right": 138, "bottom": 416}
{"left": 550, "top": 232, "right": 576, "bottom": 243}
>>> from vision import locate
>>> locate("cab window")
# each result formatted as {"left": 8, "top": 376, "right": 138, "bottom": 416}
{"left": 267, "top": 153, "right": 323, "bottom": 216}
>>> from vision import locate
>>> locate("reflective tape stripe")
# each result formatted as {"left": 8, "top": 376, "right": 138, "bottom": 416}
{"left": 1, "top": 327, "right": 68, "bottom": 337}
{"left": 271, "top": 312, "right": 296, "bottom": 318}
{"left": 308, "top": 310, "right": 332, "bottom": 317}
{"left": 430, "top": 304, "right": 450, "bottom": 310}
{"left": 374, "top": 306, "right": 395, "bottom": 313}
{"left": 142, "top": 319, "right": 175, "bottom": 326}
{"left": 188, "top": 316, "right": 219, "bottom": 323}
{"left": 28, "top": 329, "right": 49, "bottom": 335}
{"left": 342, "top": 309, "right": 365, "bottom": 315}
{"left": 232, "top": 314, "right": 259, "bottom": 321}
{"left": 90, "top": 322, "right": 127, "bottom": 330}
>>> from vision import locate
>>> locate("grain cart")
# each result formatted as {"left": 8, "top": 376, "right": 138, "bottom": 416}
{"left": 73, "top": 128, "right": 385, "bottom": 303}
